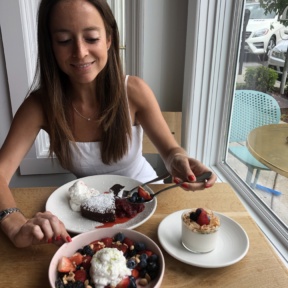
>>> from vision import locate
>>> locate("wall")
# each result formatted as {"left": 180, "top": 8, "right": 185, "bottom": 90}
{"left": 0, "top": 0, "right": 188, "bottom": 187}
{"left": 143, "top": 0, "right": 187, "bottom": 111}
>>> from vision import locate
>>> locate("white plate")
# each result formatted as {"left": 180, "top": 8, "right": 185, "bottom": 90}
{"left": 46, "top": 175, "right": 157, "bottom": 234}
{"left": 158, "top": 210, "right": 249, "bottom": 268}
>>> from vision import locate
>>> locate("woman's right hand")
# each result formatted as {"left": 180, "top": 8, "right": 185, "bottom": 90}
{"left": 2, "top": 211, "right": 72, "bottom": 248}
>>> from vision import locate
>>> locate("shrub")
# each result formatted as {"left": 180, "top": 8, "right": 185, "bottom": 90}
{"left": 244, "top": 66, "right": 278, "bottom": 92}
{"left": 235, "top": 83, "right": 247, "bottom": 90}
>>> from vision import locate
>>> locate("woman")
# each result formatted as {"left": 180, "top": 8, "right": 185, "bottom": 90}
{"left": 0, "top": 0, "right": 217, "bottom": 248}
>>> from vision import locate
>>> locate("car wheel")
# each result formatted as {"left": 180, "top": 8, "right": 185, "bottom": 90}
{"left": 265, "top": 36, "right": 276, "bottom": 60}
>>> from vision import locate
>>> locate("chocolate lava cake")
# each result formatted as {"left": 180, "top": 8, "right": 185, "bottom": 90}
{"left": 81, "top": 193, "right": 116, "bottom": 223}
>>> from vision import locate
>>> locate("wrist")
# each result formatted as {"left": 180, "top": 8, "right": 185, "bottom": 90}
{"left": 0, "top": 208, "right": 27, "bottom": 240}
{"left": 0, "top": 208, "right": 23, "bottom": 223}
{"left": 165, "top": 150, "right": 188, "bottom": 172}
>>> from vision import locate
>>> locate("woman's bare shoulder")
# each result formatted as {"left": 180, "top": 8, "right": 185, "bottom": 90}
{"left": 126, "top": 75, "right": 155, "bottom": 105}
{"left": 15, "top": 92, "right": 46, "bottom": 128}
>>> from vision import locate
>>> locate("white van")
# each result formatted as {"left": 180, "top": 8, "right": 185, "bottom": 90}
{"left": 244, "top": 2, "right": 285, "bottom": 59}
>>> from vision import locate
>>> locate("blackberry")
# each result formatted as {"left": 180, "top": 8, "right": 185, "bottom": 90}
{"left": 82, "top": 245, "right": 94, "bottom": 257}
{"left": 114, "top": 232, "right": 125, "bottom": 242}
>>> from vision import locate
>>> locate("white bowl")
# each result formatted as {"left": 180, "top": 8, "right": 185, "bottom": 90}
{"left": 49, "top": 228, "right": 165, "bottom": 288}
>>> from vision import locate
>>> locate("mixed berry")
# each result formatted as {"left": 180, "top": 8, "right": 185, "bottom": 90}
{"left": 55, "top": 232, "right": 160, "bottom": 288}
{"left": 189, "top": 208, "right": 210, "bottom": 226}
{"left": 115, "top": 198, "right": 145, "bottom": 217}
{"left": 128, "top": 187, "right": 152, "bottom": 203}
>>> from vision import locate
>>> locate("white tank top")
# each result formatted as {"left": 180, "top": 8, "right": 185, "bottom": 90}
{"left": 69, "top": 76, "right": 161, "bottom": 183}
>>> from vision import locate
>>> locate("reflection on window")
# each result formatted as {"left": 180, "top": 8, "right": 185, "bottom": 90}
{"left": 226, "top": 1, "right": 288, "bottom": 228}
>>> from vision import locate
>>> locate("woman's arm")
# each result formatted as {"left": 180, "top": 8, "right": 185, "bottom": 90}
{"left": 0, "top": 95, "right": 71, "bottom": 247}
{"left": 127, "top": 76, "right": 217, "bottom": 190}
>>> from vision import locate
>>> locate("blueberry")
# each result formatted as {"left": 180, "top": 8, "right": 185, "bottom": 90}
{"left": 55, "top": 278, "right": 65, "bottom": 288}
{"left": 72, "top": 281, "right": 85, "bottom": 288}
{"left": 76, "top": 248, "right": 84, "bottom": 254}
{"left": 129, "top": 193, "right": 138, "bottom": 203}
{"left": 139, "top": 268, "right": 147, "bottom": 278}
{"left": 138, "top": 258, "right": 147, "bottom": 268}
{"left": 136, "top": 196, "right": 145, "bottom": 203}
{"left": 126, "top": 258, "right": 137, "bottom": 269}
{"left": 189, "top": 212, "right": 198, "bottom": 221}
{"left": 128, "top": 276, "right": 137, "bottom": 288}
{"left": 127, "top": 249, "right": 137, "bottom": 257}
{"left": 148, "top": 270, "right": 159, "bottom": 280}
{"left": 148, "top": 254, "right": 158, "bottom": 262}
{"left": 196, "top": 208, "right": 202, "bottom": 215}
{"left": 147, "top": 261, "right": 158, "bottom": 272}
{"left": 82, "top": 245, "right": 94, "bottom": 256}
{"left": 114, "top": 232, "right": 125, "bottom": 242}
{"left": 139, "top": 253, "right": 148, "bottom": 261}
{"left": 135, "top": 242, "right": 146, "bottom": 251}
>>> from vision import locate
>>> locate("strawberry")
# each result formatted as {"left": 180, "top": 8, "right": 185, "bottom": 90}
{"left": 140, "top": 250, "right": 153, "bottom": 257}
{"left": 57, "top": 256, "right": 76, "bottom": 273}
{"left": 131, "top": 269, "right": 139, "bottom": 278}
{"left": 138, "top": 186, "right": 152, "bottom": 200}
{"left": 74, "top": 269, "right": 87, "bottom": 282}
{"left": 101, "top": 237, "right": 113, "bottom": 247}
{"left": 69, "top": 252, "right": 83, "bottom": 266}
{"left": 116, "top": 277, "right": 130, "bottom": 288}
{"left": 81, "top": 255, "right": 92, "bottom": 270}
{"left": 196, "top": 211, "right": 210, "bottom": 226}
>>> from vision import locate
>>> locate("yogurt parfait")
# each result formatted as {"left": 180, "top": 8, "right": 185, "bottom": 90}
{"left": 181, "top": 208, "right": 220, "bottom": 253}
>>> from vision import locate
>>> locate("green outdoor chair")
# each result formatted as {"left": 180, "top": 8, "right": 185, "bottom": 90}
{"left": 228, "top": 90, "right": 281, "bottom": 189}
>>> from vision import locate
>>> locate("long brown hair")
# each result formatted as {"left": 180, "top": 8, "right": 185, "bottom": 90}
{"left": 30, "top": 0, "right": 131, "bottom": 169}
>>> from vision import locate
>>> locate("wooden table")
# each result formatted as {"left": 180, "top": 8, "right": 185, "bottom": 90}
{"left": 1, "top": 183, "right": 287, "bottom": 288}
{"left": 247, "top": 123, "right": 288, "bottom": 178}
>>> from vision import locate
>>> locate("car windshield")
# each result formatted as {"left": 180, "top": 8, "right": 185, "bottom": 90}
{"left": 245, "top": 4, "right": 276, "bottom": 19}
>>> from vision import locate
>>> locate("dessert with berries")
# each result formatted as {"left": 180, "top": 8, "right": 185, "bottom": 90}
{"left": 181, "top": 208, "right": 220, "bottom": 253}
{"left": 55, "top": 232, "right": 161, "bottom": 288}
{"left": 68, "top": 181, "right": 146, "bottom": 224}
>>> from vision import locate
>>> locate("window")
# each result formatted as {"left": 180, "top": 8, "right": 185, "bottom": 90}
{"left": 183, "top": 0, "right": 287, "bottom": 263}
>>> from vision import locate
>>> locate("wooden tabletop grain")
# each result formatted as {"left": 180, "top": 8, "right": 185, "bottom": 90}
{"left": 0, "top": 183, "right": 287, "bottom": 288}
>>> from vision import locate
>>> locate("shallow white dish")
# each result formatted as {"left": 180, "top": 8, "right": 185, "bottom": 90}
{"left": 46, "top": 175, "right": 157, "bottom": 234}
{"left": 158, "top": 210, "right": 249, "bottom": 268}
{"left": 49, "top": 228, "right": 165, "bottom": 288}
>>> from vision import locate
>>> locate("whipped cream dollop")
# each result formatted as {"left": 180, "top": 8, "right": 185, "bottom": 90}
{"left": 68, "top": 180, "right": 100, "bottom": 211}
{"left": 90, "top": 248, "right": 131, "bottom": 288}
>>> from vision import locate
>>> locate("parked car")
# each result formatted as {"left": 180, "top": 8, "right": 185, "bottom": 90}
{"left": 244, "top": 2, "right": 285, "bottom": 60}
{"left": 268, "top": 39, "right": 288, "bottom": 78}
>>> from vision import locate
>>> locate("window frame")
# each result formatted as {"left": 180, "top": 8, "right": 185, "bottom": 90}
{"left": 182, "top": 0, "right": 287, "bottom": 263}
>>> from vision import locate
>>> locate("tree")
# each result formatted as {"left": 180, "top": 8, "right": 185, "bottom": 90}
{"left": 260, "top": 0, "right": 288, "bottom": 94}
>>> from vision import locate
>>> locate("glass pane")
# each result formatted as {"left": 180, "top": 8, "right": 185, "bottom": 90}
{"left": 226, "top": 1, "right": 288, "bottom": 227}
